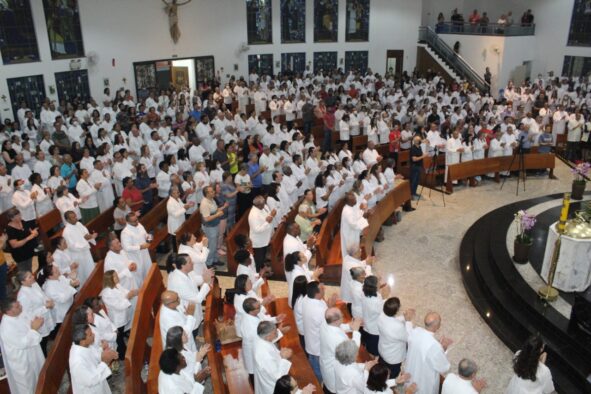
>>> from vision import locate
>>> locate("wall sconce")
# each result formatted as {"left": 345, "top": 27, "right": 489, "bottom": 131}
{"left": 339, "top": 58, "right": 344, "bottom": 65}
{"left": 49, "top": 85, "right": 56, "bottom": 95}
{"left": 1, "top": 95, "right": 6, "bottom": 102}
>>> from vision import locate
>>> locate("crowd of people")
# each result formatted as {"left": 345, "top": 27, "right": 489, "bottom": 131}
{"left": 0, "top": 63, "right": 587, "bottom": 393}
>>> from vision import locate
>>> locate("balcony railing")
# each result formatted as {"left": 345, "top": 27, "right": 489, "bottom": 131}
{"left": 418, "top": 26, "right": 490, "bottom": 92}
{"left": 434, "top": 21, "right": 535, "bottom": 36}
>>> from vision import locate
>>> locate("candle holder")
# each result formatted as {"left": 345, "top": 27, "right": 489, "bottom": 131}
{"left": 538, "top": 193, "right": 570, "bottom": 301}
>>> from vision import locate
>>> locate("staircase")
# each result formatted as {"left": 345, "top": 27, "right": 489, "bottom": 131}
{"left": 418, "top": 26, "right": 490, "bottom": 92}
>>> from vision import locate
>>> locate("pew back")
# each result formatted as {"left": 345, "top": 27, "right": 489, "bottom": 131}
{"left": 37, "top": 208, "right": 64, "bottom": 251}
{"left": 139, "top": 198, "right": 168, "bottom": 260}
{"left": 174, "top": 210, "right": 202, "bottom": 249}
{"left": 225, "top": 207, "right": 251, "bottom": 276}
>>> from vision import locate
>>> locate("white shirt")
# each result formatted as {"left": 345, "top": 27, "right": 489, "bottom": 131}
{"left": 18, "top": 283, "right": 57, "bottom": 337}
{"left": 167, "top": 269, "right": 210, "bottom": 326}
{"left": 362, "top": 294, "right": 384, "bottom": 335}
{"left": 158, "top": 371, "right": 204, "bottom": 394}
{"left": 42, "top": 276, "right": 77, "bottom": 323}
{"left": 362, "top": 148, "right": 380, "bottom": 166}
{"left": 405, "top": 327, "right": 450, "bottom": 394}
{"left": 302, "top": 297, "right": 327, "bottom": 356}
{"left": 99, "top": 285, "right": 132, "bottom": 328}
{"left": 77, "top": 179, "right": 99, "bottom": 209}
{"left": 69, "top": 344, "right": 112, "bottom": 394}
{"left": 253, "top": 337, "right": 292, "bottom": 394}
{"left": 248, "top": 205, "right": 273, "bottom": 248}
{"left": 377, "top": 313, "right": 412, "bottom": 365}
{"left": 441, "top": 373, "right": 478, "bottom": 394}
{"left": 505, "top": 358, "right": 554, "bottom": 394}
{"left": 320, "top": 323, "right": 361, "bottom": 392}
{"left": 33, "top": 160, "right": 52, "bottom": 181}
{"left": 159, "top": 304, "right": 198, "bottom": 352}
{"left": 334, "top": 361, "right": 367, "bottom": 394}
{"left": 340, "top": 204, "right": 369, "bottom": 258}
{"left": 341, "top": 255, "right": 371, "bottom": 304}
{"left": 167, "top": 196, "right": 186, "bottom": 235}
{"left": 12, "top": 189, "right": 36, "bottom": 221}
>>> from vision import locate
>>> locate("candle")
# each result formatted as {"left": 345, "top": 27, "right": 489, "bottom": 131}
{"left": 557, "top": 193, "right": 571, "bottom": 234}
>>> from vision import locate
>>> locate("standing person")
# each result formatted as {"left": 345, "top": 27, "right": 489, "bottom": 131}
{"left": 0, "top": 163, "right": 13, "bottom": 212}
{"left": 222, "top": 172, "right": 238, "bottom": 230}
{"left": 247, "top": 153, "right": 265, "bottom": 197}
{"left": 200, "top": 186, "right": 227, "bottom": 268}
{"left": 322, "top": 105, "right": 335, "bottom": 152}
{"left": 235, "top": 163, "right": 253, "bottom": 220}
{"left": 76, "top": 169, "right": 101, "bottom": 224}
{"left": 410, "top": 136, "right": 427, "bottom": 200}
{"left": 136, "top": 164, "right": 157, "bottom": 215}
{"left": 11, "top": 179, "right": 37, "bottom": 229}
{"left": 506, "top": 334, "right": 555, "bottom": 394}
{"left": 361, "top": 275, "right": 391, "bottom": 357}
{"left": 405, "top": 312, "right": 452, "bottom": 394}
{"left": 389, "top": 124, "right": 401, "bottom": 167}
{"left": 0, "top": 233, "right": 7, "bottom": 300}
{"left": 377, "top": 297, "right": 415, "bottom": 379}
{"left": 158, "top": 348, "right": 209, "bottom": 393}
{"left": 60, "top": 154, "right": 78, "bottom": 193}
{"left": 62, "top": 210, "right": 97, "bottom": 285}
{"left": 248, "top": 195, "right": 276, "bottom": 271}
{"left": 6, "top": 208, "right": 39, "bottom": 272}
{"left": 167, "top": 186, "right": 194, "bottom": 253}
{"left": 121, "top": 212, "right": 153, "bottom": 284}
{"left": 0, "top": 299, "right": 45, "bottom": 394}
{"left": 159, "top": 290, "right": 198, "bottom": 351}
{"left": 29, "top": 173, "right": 54, "bottom": 217}
{"left": 254, "top": 321, "right": 293, "bottom": 394}
{"left": 567, "top": 111, "right": 584, "bottom": 162}
{"left": 69, "top": 324, "right": 118, "bottom": 394}
{"left": 442, "top": 359, "right": 487, "bottom": 394}
{"left": 340, "top": 192, "right": 369, "bottom": 259}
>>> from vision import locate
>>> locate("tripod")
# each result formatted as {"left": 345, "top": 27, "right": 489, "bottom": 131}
{"left": 417, "top": 148, "right": 446, "bottom": 207}
{"left": 500, "top": 137, "right": 526, "bottom": 196}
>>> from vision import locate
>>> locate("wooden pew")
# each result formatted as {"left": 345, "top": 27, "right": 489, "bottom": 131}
{"left": 147, "top": 308, "right": 162, "bottom": 394}
{"left": 125, "top": 264, "right": 165, "bottom": 394}
{"left": 315, "top": 199, "right": 345, "bottom": 268}
{"left": 86, "top": 206, "right": 115, "bottom": 261}
{"left": 261, "top": 281, "right": 322, "bottom": 392}
{"left": 139, "top": 198, "right": 169, "bottom": 260}
{"left": 37, "top": 208, "right": 64, "bottom": 251}
{"left": 35, "top": 260, "right": 105, "bottom": 394}
{"left": 351, "top": 135, "right": 368, "bottom": 155}
{"left": 226, "top": 207, "right": 251, "bottom": 276}
{"left": 175, "top": 210, "right": 202, "bottom": 249}
{"left": 268, "top": 197, "right": 304, "bottom": 281}
{"left": 397, "top": 150, "right": 411, "bottom": 179}
{"left": 445, "top": 153, "right": 556, "bottom": 193}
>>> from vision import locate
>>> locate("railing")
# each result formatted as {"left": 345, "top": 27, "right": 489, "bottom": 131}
{"left": 434, "top": 21, "right": 535, "bottom": 36}
{"left": 418, "top": 26, "right": 490, "bottom": 93}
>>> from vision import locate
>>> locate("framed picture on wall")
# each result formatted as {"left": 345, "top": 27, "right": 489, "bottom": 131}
{"left": 345, "top": 0, "right": 370, "bottom": 42}
{"left": 345, "top": 51, "right": 369, "bottom": 74}
{"left": 314, "top": 0, "right": 338, "bottom": 42}
{"left": 281, "top": 53, "right": 306, "bottom": 74}
{"left": 0, "top": 0, "right": 40, "bottom": 64}
{"left": 281, "top": 0, "right": 306, "bottom": 43}
{"left": 562, "top": 56, "right": 591, "bottom": 77}
{"left": 55, "top": 69, "right": 90, "bottom": 104}
{"left": 7, "top": 74, "right": 46, "bottom": 120}
{"left": 195, "top": 56, "right": 215, "bottom": 84}
{"left": 246, "top": 0, "right": 273, "bottom": 44}
{"left": 313, "top": 51, "right": 338, "bottom": 74}
{"left": 134, "top": 62, "right": 157, "bottom": 101}
{"left": 42, "top": 0, "right": 85, "bottom": 59}
{"left": 248, "top": 54, "right": 274, "bottom": 77}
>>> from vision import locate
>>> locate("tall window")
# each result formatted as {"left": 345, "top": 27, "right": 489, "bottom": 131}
{"left": 0, "top": 0, "right": 40, "bottom": 64}
{"left": 567, "top": 0, "right": 591, "bottom": 46}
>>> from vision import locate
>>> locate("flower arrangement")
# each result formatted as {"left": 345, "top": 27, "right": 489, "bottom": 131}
{"left": 571, "top": 162, "right": 591, "bottom": 184}
{"left": 514, "top": 210, "right": 537, "bottom": 244}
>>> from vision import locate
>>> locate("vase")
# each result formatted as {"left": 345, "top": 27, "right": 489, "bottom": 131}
{"left": 571, "top": 181, "right": 586, "bottom": 200}
{"left": 513, "top": 239, "right": 532, "bottom": 264}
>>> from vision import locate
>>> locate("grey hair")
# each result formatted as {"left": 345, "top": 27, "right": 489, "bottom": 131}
{"left": 335, "top": 340, "right": 358, "bottom": 365}
{"left": 257, "top": 320, "right": 276, "bottom": 338}
{"left": 458, "top": 358, "right": 478, "bottom": 378}
{"left": 350, "top": 267, "right": 365, "bottom": 281}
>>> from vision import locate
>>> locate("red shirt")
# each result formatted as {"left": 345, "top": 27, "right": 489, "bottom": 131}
{"left": 122, "top": 186, "right": 143, "bottom": 209}
{"left": 481, "top": 128, "right": 494, "bottom": 145}
{"left": 324, "top": 112, "right": 335, "bottom": 130}
{"left": 389, "top": 130, "right": 401, "bottom": 152}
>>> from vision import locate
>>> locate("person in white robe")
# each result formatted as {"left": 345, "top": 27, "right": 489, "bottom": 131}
{"left": 233, "top": 274, "right": 280, "bottom": 338}
{"left": 340, "top": 192, "right": 369, "bottom": 259}
{"left": 334, "top": 340, "right": 378, "bottom": 394}
{"left": 0, "top": 299, "right": 45, "bottom": 394}
{"left": 167, "top": 254, "right": 212, "bottom": 328}
{"left": 283, "top": 222, "right": 314, "bottom": 264}
{"left": 487, "top": 131, "right": 504, "bottom": 177}
{"left": 83, "top": 297, "right": 118, "bottom": 351}
{"left": 30, "top": 174, "right": 54, "bottom": 217}
{"left": 41, "top": 264, "right": 78, "bottom": 324}
{"left": 178, "top": 233, "right": 209, "bottom": 278}
{"left": 89, "top": 160, "right": 115, "bottom": 213}
{"left": 159, "top": 290, "right": 199, "bottom": 352}
{"left": 163, "top": 325, "right": 211, "bottom": 385}
{"left": 341, "top": 249, "right": 373, "bottom": 306}
{"left": 405, "top": 312, "right": 452, "bottom": 394}
{"left": 158, "top": 348, "right": 207, "bottom": 394}
{"left": 0, "top": 164, "right": 14, "bottom": 212}
{"left": 320, "top": 308, "right": 362, "bottom": 393}
{"left": 445, "top": 129, "right": 463, "bottom": 184}
{"left": 167, "top": 185, "right": 194, "bottom": 237}
{"left": 55, "top": 186, "right": 83, "bottom": 221}
{"left": 50, "top": 236, "right": 79, "bottom": 279}
{"left": 253, "top": 321, "right": 293, "bottom": 394}
{"left": 69, "top": 324, "right": 118, "bottom": 394}
{"left": 63, "top": 210, "right": 97, "bottom": 285}
{"left": 120, "top": 212, "right": 153, "bottom": 285}
{"left": 284, "top": 251, "right": 321, "bottom": 308}
{"left": 377, "top": 298, "right": 415, "bottom": 379}
{"left": 505, "top": 334, "right": 554, "bottom": 394}
{"left": 442, "top": 358, "right": 487, "bottom": 394}
{"left": 104, "top": 237, "right": 139, "bottom": 293}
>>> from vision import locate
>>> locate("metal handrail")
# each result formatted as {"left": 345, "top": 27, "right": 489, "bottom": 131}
{"left": 434, "top": 21, "right": 535, "bottom": 36}
{"left": 418, "top": 26, "right": 490, "bottom": 92}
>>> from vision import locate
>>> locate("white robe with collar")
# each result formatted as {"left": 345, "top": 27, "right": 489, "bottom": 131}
{"left": 178, "top": 243, "right": 209, "bottom": 279}
{"left": 405, "top": 327, "right": 450, "bottom": 394}
{"left": 167, "top": 269, "right": 210, "bottom": 327}
{"left": 341, "top": 255, "right": 372, "bottom": 304}
{"left": 158, "top": 371, "right": 204, "bottom": 394}
{"left": 63, "top": 221, "right": 96, "bottom": 285}
{"left": 94, "top": 310, "right": 118, "bottom": 350}
{"left": 99, "top": 285, "right": 133, "bottom": 330}
{"left": 121, "top": 223, "right": 152, "bottom": 286}
{"left": 89, "top": 169, "right": 115, "bottom": 213}
{"left": 253, "top": 337, "right": 292, "bottom": 394}
{"left": 17, "top": 283, "right": 57, "bottom": 337}
{"left": 0, "top": 314, "right": 45, "bottom": 394}
{"left": 340, "top": 204, "right": 369, "bottom": 259}
{"left": 42, "top": 276, "right": 77, "bottom": 323}
{"left": 320, "top": 323, "right": 362, "bottom": 393}
{"left": 69, "top": 343, "right": 112, "bottom": 394}
{"left": 104, "top": 250, "right": 138, "bottom": 293}
{"left": 159, "top": 304, "right": 198, "bottom": 352}
{"left": 167, "top": 197, "right": 186, "bottom": 235}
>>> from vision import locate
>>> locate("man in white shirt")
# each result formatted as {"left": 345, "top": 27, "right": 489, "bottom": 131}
{"left": 12, "top": 179, "right": 37, "bottom": 226}
{"left": 302, "top": 281, "right": 337, "bottom": 384}
{"left": 340, "top": 248, "right": 373, "bottom": 312}
{"left": 377, "top": 297, "right": 415, "bottom": 378}
{"left": 0, "top": 299, "right": 45, "bottom": 394}
{"left": 69, "top": 324, "right": 118, "bottom": 394}
{"left": 121, "top": 212, "right": 153, "bottom": 286}
{"left": 248, "top": 195, "right": 276, "bottom": 271}
{"left": 319, "top": 308, "right": 362, "bottom": 394}
{"left": 11, "top": 154, "right": 32, "bottom": 187}
{"left": 156, "top": 161, "right": 172, "bottom": 199}
{"left": 362, "top": 141, "right": 382, "bottom": 167}
{"left": 340, "top": 192, "right": 369, "bottom": 259}
{"left": 63, "top": 210, "right": 97, "bottom": 285}
{"left": 76, "top": 168, "right": 101, "bottom": 224}
{"left": 566, "top": 110, "right": 584, "bottom": 161}
{"left": 159, "top": 290, "right": 198, "bottom": 351}
{"left": 406, "top": 312, "right": 452, "bottom": 394}
{"left": 442, "top": 358, "right": 487, "bottom": 394}
{"left": 33, "top": 151, "right": 52, "bottom": 182}
{"left": 283, "top": 222, "right": 314, "bottom": 263}
{"left": 253, "top": 321, "right": 293, "bottom": 394}
{"left": 104, "top": 237, "right": 138, "bottom": 293}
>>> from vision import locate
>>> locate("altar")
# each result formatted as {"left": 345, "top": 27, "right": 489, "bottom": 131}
{"left": 541, "top": 222, "right": 591, "bottom": 292}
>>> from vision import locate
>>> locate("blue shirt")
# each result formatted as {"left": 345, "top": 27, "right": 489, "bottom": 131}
{"left": 60, "top": 163, "right": 77, "bottom": 189}
{"left": 517, "top": 130, "right": 532, "bottom": 149}
{"left": 189, "top": 110, "right": 201, "bottom": 122}
{"left": 248, "top": 162, "right": 262, "bottom": 188}
{"left": 538, "top": 133, "right": 553, "bottom": 153}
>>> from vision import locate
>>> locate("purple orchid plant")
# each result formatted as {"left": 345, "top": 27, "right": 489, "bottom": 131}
{"left": 572, "top": 162, "right": 591, "bottom": 184}
{"left": 515, "top": 210, "right": 537, "bottom": 244}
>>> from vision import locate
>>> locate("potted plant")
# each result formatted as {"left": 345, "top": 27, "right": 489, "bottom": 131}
{"left": 571, "top": 162, "right": 590, "bottom": 200}
{"left": 513, "top": 210, "right": 537, "bottom": 263}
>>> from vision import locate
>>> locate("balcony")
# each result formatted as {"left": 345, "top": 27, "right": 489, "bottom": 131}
{"left": 434, "top": 21, "right": 535, "bottom": 37}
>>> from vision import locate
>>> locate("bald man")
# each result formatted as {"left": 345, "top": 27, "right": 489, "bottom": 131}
{"left": 159, "top": 290, "right": 197, "bottom": 351}
{"left": 405, "top": 312, "right": 452, "bottom": 394}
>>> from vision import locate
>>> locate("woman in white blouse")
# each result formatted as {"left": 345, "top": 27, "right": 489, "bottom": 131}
{"left": 29, "top": 172, "right": 54, "bottom": 217}
{"left": 364, "top": 363, "right": 415, "bottom": 394}
{"left": 506, "top": 334, "right": 555, "bottom": 394}
{"left": 177, "top": 232, "right": 209, "bottom": 277}
{"left": 47, "top": 165, "right": 65, "bottom": 197}
{"left": 284, "top": 251, "right": 322, "bottom": 307}
{"left": 167, "top": 185, "right": 195, "bottom": 246}
{"left": 100, "top": 270, "right": 138, "bottom": 360}
{"left": 164, "top": 325, "right": 210, "bottom": 383}
{"left": 55, "top": 185, "right": 83, "bottom": 221}
{"left": 40, "top": 264, "right": 78, "bottom": 324}
{"left": 193, "top": 161, "right": 211, "bottom": 204}
{"left": 139, "top": 145, "right": 156, "bottom": 178}
{"left": 291, "top": 275, "right": 309, "bottom": 353}
{"left": 232, "top": 274, "right": 279, "bottom": 338}
{"left": 14, "top": 270, "right": 57, "bottom": 355}
{"left": 50, "top": 236, "right": 79, "bottom": 279}
{"left": 361, "top": 275, "right": 391, "bottom": 357}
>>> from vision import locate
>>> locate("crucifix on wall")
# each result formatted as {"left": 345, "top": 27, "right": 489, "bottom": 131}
{"left": 162, "top": 0, "right": 192, "bottom": 44}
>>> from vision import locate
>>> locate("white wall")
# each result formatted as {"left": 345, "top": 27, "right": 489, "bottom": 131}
{"left": 0, "top": 0, "right": 422, "bottom": 119}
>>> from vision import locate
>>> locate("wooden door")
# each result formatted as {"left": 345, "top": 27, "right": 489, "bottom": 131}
{"left": 171, "top": 66, "right": 189, "bottom": 90}
{"left": 386, "top": 50, "right": 404, "bottom": 76}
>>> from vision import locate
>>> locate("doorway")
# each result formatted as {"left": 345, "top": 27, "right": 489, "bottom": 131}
{"left": 386, "top": 50, "right": 404, "bottom": 76}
